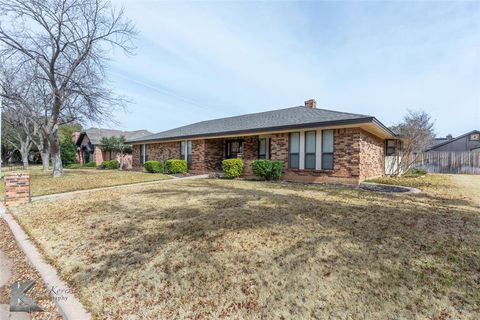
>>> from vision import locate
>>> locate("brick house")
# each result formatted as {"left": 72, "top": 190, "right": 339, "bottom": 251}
{"left": 127, "top": 99, "right": 398, "bottom": 184}
{"left": 73, "top": 128, "right": 152, "bottom": 166}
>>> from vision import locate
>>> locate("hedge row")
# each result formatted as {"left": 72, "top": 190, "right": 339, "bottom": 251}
{"left": 66, "top": 161, "right": 97, "bottom": 169}
{"left": 144, "top": 159, "right": 188, "bottom": 174}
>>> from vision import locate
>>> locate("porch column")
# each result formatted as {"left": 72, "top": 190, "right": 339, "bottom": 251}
{"left": 191, "top": 139, "right": 206, "bottom": 172}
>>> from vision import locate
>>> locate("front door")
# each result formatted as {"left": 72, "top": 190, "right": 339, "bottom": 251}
{"left": 226, "top": 140, "right": 243, "bottom": 159}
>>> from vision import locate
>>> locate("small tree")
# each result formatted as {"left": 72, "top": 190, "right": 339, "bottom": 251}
{"left": 390, "top": 110, "right": 435, "bottom": 175}
{"left": 100, "top": 135, "right": 132, "bottom": 169}
{"left": 60, "top": 139, "right": 77, "bottom": 165}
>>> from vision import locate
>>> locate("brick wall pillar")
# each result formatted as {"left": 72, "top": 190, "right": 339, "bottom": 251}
{"left": 4, "top": 172, "right": 30, "bottom": 206}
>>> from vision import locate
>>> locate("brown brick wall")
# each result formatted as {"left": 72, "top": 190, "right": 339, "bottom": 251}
{"left": 191, "top": 136, "right": 258, "bottom": 174}
{"left": 332, "top": 128, "right": 361, "bottom": 178}
{"left": 359, "top": 130, "right": 385, "bottom": 180}
{"left": 240, "top": 136, "right": 258, "bottom": 175}
{"left": 132, "top": 142, "right": 181, "bottom": 168}
{"left": 205, "top": 139, "right": 225, "bottom": 172}
{"left": 149, "top": 142, "right": 181, "bottom": 164}
{"left": 191, "top": 138, "right": 225, "bottom": 172}
{"left": 270, "top": 133, "right": 289, "bottom": 164}
{"left": 4, "top": 173, "right": 30, "bottom": 206}
{"left": 191, "top": 139, "right": 206, "bottom": 172}
{"left": 132, "top": 144, "right": 141, "bottom": 168}
{"left": 93, "top": 146, "right": 104, "bottom": 164}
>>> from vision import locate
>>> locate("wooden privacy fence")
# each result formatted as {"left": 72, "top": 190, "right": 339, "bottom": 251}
{"left": 386, "top": 151, "right": 480, "bottom": 174}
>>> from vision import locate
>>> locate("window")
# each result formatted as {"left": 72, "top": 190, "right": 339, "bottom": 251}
{"left": 226, "top": 140, "right": 243, "bottom": 158}
{"left": 304, "top": 131, "right": 316, "bottom": 169}
{"left": 181, "top": 141, "right": 193, "bottom": 168}
{"left": 259, "top": 138, "right": 270, "bottom": 159}
{"left": 289, "top": 132, "right": 300, "bottom": 169}
{"left": 230, "top": 141, "right": 241, "bottom": 154}
{"left": 470, "top": 133, "right": 480, "bottom": 141}
{"left": 321, "top": 130, "right": 334, "bottom": 170}
{"left": 385, "top": 139, "right": 397, "bottom": 156}
{"left": 140, "top": 144, "right": 148, "bottom": 164}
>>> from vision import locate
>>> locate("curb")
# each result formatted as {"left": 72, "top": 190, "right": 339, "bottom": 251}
{"left": 0, "top": 205, "right": 91, "bottom": 320}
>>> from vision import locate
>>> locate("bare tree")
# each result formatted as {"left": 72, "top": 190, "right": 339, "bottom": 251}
{"left": 0, "top": 61, "right": 52, "bottom": 170}
{"left": 1, "top": 105, "right": 34, "bottom": 168}
{"left": 390, "top": 110, "right": 435, "bottom": 175}
{"left": 0, "top": 0, "right": 136, "bottom": 176}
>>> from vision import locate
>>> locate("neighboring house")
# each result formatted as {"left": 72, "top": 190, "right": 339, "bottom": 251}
{"left": 426, "top": 130, "right": 480, "bottom": 152}
{"left": 127, "top": 99, "right": 398, "bottom": 184}
{"left": 73, "top": 128, "right": 152, "bottom": 165}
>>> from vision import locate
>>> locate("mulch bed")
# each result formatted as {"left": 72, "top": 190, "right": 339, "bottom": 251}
{"left": 0, "top": 218, "right": 62, "bottom": 319}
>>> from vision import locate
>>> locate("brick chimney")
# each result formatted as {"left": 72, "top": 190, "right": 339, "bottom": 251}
{"left": 304, "top": 99, "right": 317, "bottom": 108}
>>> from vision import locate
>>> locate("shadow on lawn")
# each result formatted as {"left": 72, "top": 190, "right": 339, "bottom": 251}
{"left": 71, "top": 180, "right": 479, "bottom": 316}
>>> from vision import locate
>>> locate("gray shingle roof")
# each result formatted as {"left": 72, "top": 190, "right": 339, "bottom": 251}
{"left": 82, "top": 128, "right": 152, "bottom": 145}
{"left": 127, "top": 106, "right": 383, "bottom": 143}
{"left": 127, "top": 106, "right": 380, "bottom": 143}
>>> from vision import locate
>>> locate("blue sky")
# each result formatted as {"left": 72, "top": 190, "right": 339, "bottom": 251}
{"left": 107, "top": 0, "right": 480, "bottom": 137}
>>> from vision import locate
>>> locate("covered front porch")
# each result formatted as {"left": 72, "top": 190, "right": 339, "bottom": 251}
{"left": 189, "top": 135, "right": 266, "bottom": 175}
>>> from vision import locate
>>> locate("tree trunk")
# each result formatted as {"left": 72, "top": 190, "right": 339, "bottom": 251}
{"left": 50, "top": 128, "right": 63, "bottom": 177}
{"left": 119, "top": 152, "right": 123, "bottom": 170}
{"left": 40, "top": 151, "right": 50, "bottom": 171}
{"left": 19, "top": 142, "right": 30, "bottom": 169}
{"left": 51, "top": 149, "right": 63, "bottom": 177}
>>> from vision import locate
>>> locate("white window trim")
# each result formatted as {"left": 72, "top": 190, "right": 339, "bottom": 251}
{"left": 315, "top": 129, "right": 322, "bottom": 170}
{"left": 182, "top": 140, "right": 188, "bottom": 161}
{"left": 141, "top": 144, "right": 146, "bottom": 164}
{"left": 299, "top": 130, "right": 305, "bottom": 170}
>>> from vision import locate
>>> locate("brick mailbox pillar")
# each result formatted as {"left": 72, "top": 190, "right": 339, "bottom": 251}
{"left": 4, "top": 172, "right": 30, "bottom": 206}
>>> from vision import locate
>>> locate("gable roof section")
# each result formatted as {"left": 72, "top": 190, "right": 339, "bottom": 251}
{"left": 78, "top": 128, "right": 153, "bottom": 145}
{"left": 127, "top": 106, "right": 395, "bottom": 143}
{"left": 426, "top": 130, "right": 480, "bottom": 151}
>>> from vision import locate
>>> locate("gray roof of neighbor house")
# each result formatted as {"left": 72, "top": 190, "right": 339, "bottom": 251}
{"left": 127, "top": 106, "right": 394, "bottom": 143}
{"left": 426, "top": 130, "right": 480, "bottom": 151}
{"left": 78, "top": 128, "right": 153, "bottom": 145}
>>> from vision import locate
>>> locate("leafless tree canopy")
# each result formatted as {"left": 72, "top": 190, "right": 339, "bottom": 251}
{"left": 0, "top": 0, "right": 136, "bottom": 176}
{"left": 390, "top": 110, "right": 436, "bottom": 174}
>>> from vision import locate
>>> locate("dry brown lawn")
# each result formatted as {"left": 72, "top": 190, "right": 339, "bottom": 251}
{"left": 0, "top": 218, "right": 62, "bottom": 319}
{"left": 0, "top": 168, "right": 170, "bottom": 199}
{"left": 10, "top": 174, "right": 480, "bottom": 319}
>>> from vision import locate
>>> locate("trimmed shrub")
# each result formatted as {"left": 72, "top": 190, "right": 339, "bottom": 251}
{"left": 84, "top": 161, "right": 97, "bottom": 168}
{"left": 222, "top": 158, "right": 243, "bottom": 179}
{"left": 403, "top": 167, "right": 427, "bottom": 177}
{"left": 144, "top": 160, "right": 164, "bottom": 173}
{"left": 166, "top": 159, "right": 188, "bottom": 174}
{"left": 102, "top": 160, "right": 119, "bottom": 169}
{"left": 252, "top": 160, "right": 283, "bottom": 180}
